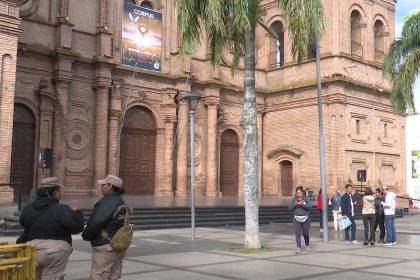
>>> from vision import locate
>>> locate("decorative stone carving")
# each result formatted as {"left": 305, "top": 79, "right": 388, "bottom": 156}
{"left": 66, "top": 120, "right": 90, "bottom": 160}
{"left": 267, "top": 145, "right": 303, "bottom": 160}
{"left": 19, "top": 0, "right": 39, "bottom": 17}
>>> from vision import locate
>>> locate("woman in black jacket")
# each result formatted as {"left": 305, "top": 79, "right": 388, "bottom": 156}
{"left": 19, "top": 177, "right": 84, "bottom": 279}
{"left": 374, "top": 188, "right": 386, "bottom": 243}
{"left": 289, "top": 186, "right": 312, "bottom": 254}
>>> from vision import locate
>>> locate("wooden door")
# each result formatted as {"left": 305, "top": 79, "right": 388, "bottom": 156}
{"left": 119, "top": 107, "right": 156, "bottom": 194}
{"left": 10, "top": 104, "right": 36, "bottom": 201}
{"left": 220, "top": 130, "right": 239, "bottom": 196}
{"left": 280, "top": 161, "right": 293, "bottom": 196}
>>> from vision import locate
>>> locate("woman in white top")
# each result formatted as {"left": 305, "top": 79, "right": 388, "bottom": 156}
{"left": 362, "top": 187, "right": 376, "bottom": 246}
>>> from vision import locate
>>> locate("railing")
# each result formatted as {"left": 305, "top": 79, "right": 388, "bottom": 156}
{"left": 0, "top": 244, "right": 37, "bottom": 280}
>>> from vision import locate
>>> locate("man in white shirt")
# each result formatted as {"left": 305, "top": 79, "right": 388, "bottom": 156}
{"left": 382, "top": 186, "right": 397, "bottom": 246}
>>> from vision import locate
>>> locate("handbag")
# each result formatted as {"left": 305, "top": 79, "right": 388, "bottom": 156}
{"left": 102, "top": 205, "right": 133, "bottom": 253}
{"left": 294, "top": 215, "right": 308, "bottom": 223}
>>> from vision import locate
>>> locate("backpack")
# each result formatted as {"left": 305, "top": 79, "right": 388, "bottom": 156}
{"left": 103, "top": 205, "right": 133, "bottom": 252}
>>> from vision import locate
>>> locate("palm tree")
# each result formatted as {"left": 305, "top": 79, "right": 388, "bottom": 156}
{"left": 383, "top": 10, "right": 420, "bottom": 113}
{"left": 177, "top": 0, "right": 324, "bottom": 248}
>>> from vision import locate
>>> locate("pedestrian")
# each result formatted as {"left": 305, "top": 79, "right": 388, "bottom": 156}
{"left": 362, "top": 187, "right": 376, "bottom": 246}
{"left": 19, "top": 177, "right": 84, "bottom": 280}
{"left": 374, "top": 188, "right": 385, "bottom": 243}
{"left": 316, "top": 189, "right": 325, "bottom": 233}
{"left": 289, "top": 186, "right": 311, "bottom": 254}
{"left": 382, "top": 186, "right": 397, "bottom": 246}
{"left": 82, "top": 175, "right": 129, "bottom": 280}
{"left": 330, "top": 190, "right": 342, "bottom": 231}
{"left": 341, "top": 184, "right": 360, "bottom": 244}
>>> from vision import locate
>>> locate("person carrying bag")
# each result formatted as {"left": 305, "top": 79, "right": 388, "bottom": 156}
{"left": 289, "top": 186, "right": 312, "bottom": 254}
{"left": 82, "top": 175, "right": 131, "bottom": 280}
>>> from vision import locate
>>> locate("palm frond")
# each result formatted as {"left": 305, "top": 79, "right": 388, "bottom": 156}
{"left": 383, "top": 10, "right": 420, "bottom": 113}
{"left": 276, "top": 0, "right": 324, "bottom": 62}
{"left": 177, "top": 0, "right": 250, "bottom": 71}
{"left": 177, "top": 0, "right": 207, "bottom": 55}
{"left": 389, "top": 48, "right": 420, "bottom": 113}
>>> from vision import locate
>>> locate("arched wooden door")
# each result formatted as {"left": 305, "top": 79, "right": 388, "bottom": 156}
{"left": 119, "top": 106, "right": 156, "bottom": 194}
{"left": 280, "top": 160, "right": 293, "bottom": 196}
{"left": 10, "top": 104, "right": 36, "bottom": 201}
{"left": 220, "top": 130, "right": 239, "bottom": 196}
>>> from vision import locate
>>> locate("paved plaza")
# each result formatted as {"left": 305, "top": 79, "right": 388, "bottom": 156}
{"left": 2, "top": 214, "right": 420, "bottom": 280}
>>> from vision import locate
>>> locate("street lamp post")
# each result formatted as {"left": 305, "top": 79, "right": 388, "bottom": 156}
{"left": 316, "top": 39, "right": 328, "bottom": 242}
{"left": 183, "top": 91, "right": 201, "bottom": 240}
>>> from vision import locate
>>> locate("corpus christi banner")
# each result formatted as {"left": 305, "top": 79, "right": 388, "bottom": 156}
{"left": 122, "top": 2, "right": 162, "bottom": 71}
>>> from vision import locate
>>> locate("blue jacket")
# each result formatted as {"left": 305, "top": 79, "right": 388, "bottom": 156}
{"left": 341, "top": 192, "right": 354, "bottom": 217}
{"left": 331, "top": 195, "right": 341, "bottom": 211}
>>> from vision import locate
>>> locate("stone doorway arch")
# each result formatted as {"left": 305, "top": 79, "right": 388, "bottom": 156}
{"left": 119, "top": 106, "right": 157, "bottom": 194}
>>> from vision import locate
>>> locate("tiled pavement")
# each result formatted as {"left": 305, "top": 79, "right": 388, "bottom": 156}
{"left": 2, "top": 215, "right": 420, "bottom": 279}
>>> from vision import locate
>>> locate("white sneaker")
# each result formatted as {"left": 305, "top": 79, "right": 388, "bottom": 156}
{"left": 383, "top": 243, "right": 393, "bottom": 246}
{"left": 351, "top": 240, "right": 360, "bottom": 245}
{"left": 392, "top": 242, "right": 397, "bottom": 245}
{"left": 320, "top": 229, "right": 323, "bottom": 233}
{"left": 345, "top": 241, "right": 351, "bottom": 244}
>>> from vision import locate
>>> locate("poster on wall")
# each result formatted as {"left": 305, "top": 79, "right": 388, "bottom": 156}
{"left": 122, "top": 2, "right": 162, "bottom": 71}
{"left": 412, "top": 150, "right": 420, "bottom": 178}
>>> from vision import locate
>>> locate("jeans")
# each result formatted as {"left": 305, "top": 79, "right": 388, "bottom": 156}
{"left": 292, "top": 217, "right": 311, "bottom": 249}
{"left": 374, "top": 213, "right": 385, "bottom": 241}
{"left": 344, "top": 216, "right": 356, "bottom": 241}
{"left": 362, "top": 214, "right": 375, "bottom": 242}
{"left": 385, "top": 215, "right": 396, "bottom": 243}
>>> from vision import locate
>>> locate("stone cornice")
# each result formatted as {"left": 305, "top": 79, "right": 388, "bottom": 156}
{"left": 265, "top": 91, "right": 402, "bottom": 116}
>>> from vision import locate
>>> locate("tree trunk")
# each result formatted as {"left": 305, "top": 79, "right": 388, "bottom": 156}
{"left": 243, "top": 25, "right": 261, "bottom": 249}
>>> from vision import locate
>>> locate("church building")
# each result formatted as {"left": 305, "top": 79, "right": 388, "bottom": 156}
{"left": 0, "top": 0, "right": 405, "bottom": 203}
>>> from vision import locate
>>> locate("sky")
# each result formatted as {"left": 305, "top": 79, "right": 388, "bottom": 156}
{"left": 395, "top": 0, "right": 420, "bottom": 110}
{"left": 395, "top": 0, "right": 420, "bottom": 36}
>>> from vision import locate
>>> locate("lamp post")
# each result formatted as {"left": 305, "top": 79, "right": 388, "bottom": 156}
{"left": 316, "top": 39, "right": 328, "bottom": 242}
{"left": 183, "top": 91, "right": 201, "bottom": 240}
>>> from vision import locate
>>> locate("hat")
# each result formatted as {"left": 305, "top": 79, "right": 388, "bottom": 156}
{"left": 39, "top": 177, "right": 63, "bottom": 188}
{"left": 97, "top": 175, "right": 123, "bottom": 188}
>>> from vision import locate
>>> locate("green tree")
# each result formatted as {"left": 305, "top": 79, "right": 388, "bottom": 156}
{"left": 177, "top": 0, "right": 324, "bottom": 248}
{"left": 383, "top": 10, "right": 420, "bottom": 113}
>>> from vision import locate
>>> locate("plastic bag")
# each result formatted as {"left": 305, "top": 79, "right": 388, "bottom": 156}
{"left": 337, "top": 215, "right": 352, "bottom": 230}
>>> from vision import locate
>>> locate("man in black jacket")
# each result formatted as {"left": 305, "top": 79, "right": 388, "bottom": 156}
{"left": 20, "top": 177, "right": 84, "bottom": 279}
{"left": 82, "top": 175, "right": 126, "bottom": 280}
{"left": 341, "top": 184, "right": 360, "bottom": 244}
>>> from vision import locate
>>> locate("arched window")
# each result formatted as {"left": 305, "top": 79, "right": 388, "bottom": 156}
{"left": 351, "top": 10, "right": 363, "bottom": 57}
{"left": 374, "top": 20, "right": 385, "bottom": 62}
{"left": 269, "top": 21, "right": 285, "bottom": 68}
{"left": 140, "top": 1, "right": 153, "bottom": 9}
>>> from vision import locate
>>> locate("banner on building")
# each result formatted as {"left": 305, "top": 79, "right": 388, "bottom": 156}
{"left": 122, "top": 2, "right": 162, "bottom": 71}
{"left": 412, "top": 150, "right": 420, "bottom": 179}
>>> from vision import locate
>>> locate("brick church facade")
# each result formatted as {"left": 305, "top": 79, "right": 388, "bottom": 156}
{"left": 0, "top": 0, "right": 406, "bottom": 203}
